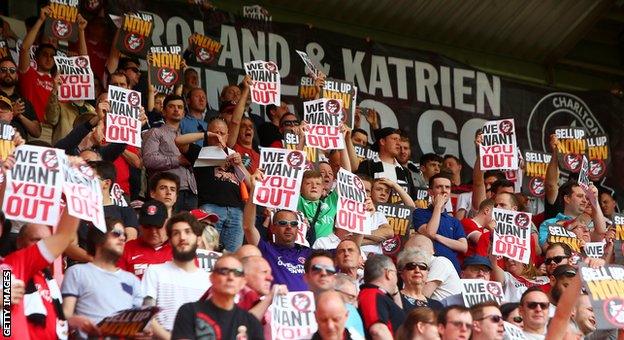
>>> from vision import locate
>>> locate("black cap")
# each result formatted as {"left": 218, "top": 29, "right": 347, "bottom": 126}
{"left": 139, "top": 200, "right": 167, "bottom": 228}
{"left": 552, "top": 264, "right": 577, "bottom": 278}
{"left": 371, "top": 127, "right": 401, "bottom": 152}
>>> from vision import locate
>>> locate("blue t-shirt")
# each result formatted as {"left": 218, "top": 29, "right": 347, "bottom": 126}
{"left": 412, "top": 208, "right": 466, "bottom": 273}
{"left": 179, "top": 114, "right": 208, "bottom": 146}
{"left": 258, "top": 238, "right": 311, "bottom": 291}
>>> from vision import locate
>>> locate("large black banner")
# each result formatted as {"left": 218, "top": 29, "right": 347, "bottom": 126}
{"left": 137, "top": 1, "right": 624, "bottom": 195}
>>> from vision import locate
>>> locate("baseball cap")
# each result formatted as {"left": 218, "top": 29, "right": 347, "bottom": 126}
{"left": 190, "top": 209, "right": 219, "bottom": 224}
{"left": 0, "top": 96, "right": 12, "bottom": 111}
{"left": 371, "top": 127, "right": 401, "bottom": 152}
{"left": 139, "top": 200, "right": 167, "bottom": 227}
{"left": 462, "top": 255, "right": 493, "bottom": 270}
{"left": 552, "top": 264, "right": 577, "bottom": 278}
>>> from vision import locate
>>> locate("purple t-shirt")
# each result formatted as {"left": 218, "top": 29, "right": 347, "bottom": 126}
{"left": 258, "top": 239, "right": 311, "bottom": 291}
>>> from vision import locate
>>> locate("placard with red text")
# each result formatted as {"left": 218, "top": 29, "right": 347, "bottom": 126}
{"left": 253, "top": 148, "right": 306, "bottom": 211}
{"left": 492, "top": 208, "right": 531, "bottom": 264}
{"left": 335, "top": 168, "right": 372, "bottom": 235}
{"left": 303, "top": 98, "right": 345, "bottom": 150}
{"left": 54, "top": 55, "right": 95, "bottom": 101}
{"left": 62, "top": 161, "right": 105, "bottom": 232}
{"left": 244, "top": 60, "right": 280, "bottom": 105}
{"left": 480, "top": 119, "right": 518, "bottom": 170}
{"left": 106, "top": 85, "right": 141, "bottom": 147}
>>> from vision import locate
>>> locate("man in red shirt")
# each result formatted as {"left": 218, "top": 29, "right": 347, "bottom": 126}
{"left": 118, "top": 200, "right": 172, "bottom": 278}
{"left": 460, "top": 198, "right": 495, "bottom": 264}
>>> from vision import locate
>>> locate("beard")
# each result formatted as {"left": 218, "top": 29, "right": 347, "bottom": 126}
{"left": 0, "top": 76, "right": 16, "bottom": 88}
{"left": 101, "top": 245, "right": 123, "bottom": 263}
{"left": 173, "top": 242, "right": 198, "bottom": 262}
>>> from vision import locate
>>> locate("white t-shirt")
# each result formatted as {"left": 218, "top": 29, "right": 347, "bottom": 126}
{"left": 427, "top": 256, "right": 462, "bottom": 301}
{"left": 361, "top": 212, "right": 389, "bottom": 255}
{"left": 379, "top": 161, "right": 398, "bottom": 183}
{"left": 502, "top": 271, "right": 549, "bottom": 303}
{"left": 142, "top": 262, "right": 211, "bottom": 330}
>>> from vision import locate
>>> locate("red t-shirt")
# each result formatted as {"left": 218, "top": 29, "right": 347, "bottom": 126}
{"left": 18, "top": 67, "right": 54, "bottom": 122}
{"left": 460, "top": 218, "right": 483, "bottom": 264}
{"left": 26, "top": 272, "right": 60, "bottom": 340}
{"left": 234, "top": 144, "right": 259, "bottom": 174}
{"left": 2, "top": 242, "right": 53, "bottom": 340}
{"left": 118, "top": 239, "right": 172, "bottom": 279}
{"left": 112, "top": 145, "right": 139, "bottom": 194}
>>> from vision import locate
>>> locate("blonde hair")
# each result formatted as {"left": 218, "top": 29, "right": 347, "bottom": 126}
{"left": 200, "top": 223, "right": 220, "bottom": 251}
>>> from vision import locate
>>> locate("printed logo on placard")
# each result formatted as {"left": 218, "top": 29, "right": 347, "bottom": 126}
{"left": 286, "top": 151, "right": 304, "bottom": 168}
{"left": 291, "top": 293, "right": 312, "bottom": 312}
{"left": 325, "top": 99, "right": 341, "bottom": 115}
{"left": 41, "top": 150, "right": 59, "bottom": 170}
{"left": 486, "top": 282, "right": 501, "bottom": 296}
{"left": 157, "top": 68, "right": 178, "bottom": 86}
{"left": 78, "top": 164, "right": 94, "bottom": 178}
{"left": 529, "top": 177, "right": 545, "bottom": 197}
{"left": 124, "top": 33, "right": 144, "bottom": 52}
{"left": 589, "top": 159, "right": 606, "bottom": 181}
{"left": 499, "top": 120, "right": 513, "bottom": 135}
{"left": 127, "top": 92, "right": 140, "bottom": 107}
{"left": 381, "top": 236, "right": 400, "bottom": 255}
{"left": 265, "top": 61, "right": 278, "bottom": 73}
{"left": 514, "top": 213, "right": 530, "bottom": 228}
{"left": 564, "top": 154, "right": 582, "bottom": 172}
{"left": 195, "top": 47, "right": 214, "bottom": 63}
{"left": 604, "top": 298, "right": 624, "bottom": 327}
{"left": 353, "top": 176, "right": 365, "bottom": 191}
{"left": 52, "top": 20, "right": 72, "bottom": 39}
{"left": 75, "top": 56, "right": 89, "bottom": 68}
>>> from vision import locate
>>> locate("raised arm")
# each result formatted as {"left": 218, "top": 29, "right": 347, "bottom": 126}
{"left": 545, "top": 134, "right": 560, "bottom": 205}
{"left": 19, "top": 6, "right": 50, "bottom": 73}
{"left": 105, "top": 28, "right": 121, "bottom": 75}
{"left": 545, "top": 272, "right": 581, "bottom": 340}
{"left": 226, "top": 76, "right": 251, "bottom": 148}
{"left": 471, "top": 133, "right": 486, "bottom": 211}
{"left": 77, "top": 14, "right": 88, "bottom": 56}
{"left": 243, "top": 170, "right": 263, "bottom": 246}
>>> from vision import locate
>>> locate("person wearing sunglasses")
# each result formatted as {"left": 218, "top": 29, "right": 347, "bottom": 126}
{"left": 243, "top": 170, "right": 313, "bottom": 292}
{"left": 469, "top": 301, "right": 504, "bottom": 340}
{"left": 304, "top": 250, "right": 337, "bottom": 295}
{"left": 518, "top": 287, "right": 550, "bottom": 339}
{"left": 0, "top": 57, "right": 41, "bottom": 139}
{"left": 397, "top": 248, "right": 443, "bottom": 313}
{"left": 62, "top": 218, "right": 144, "bottom": 338}
{"left": 500, "top": 302, "right": 523, "bottom": 328}
{"left": 119, "top": 200, "right": 173, "bottom": 279}
{"left": 172, "top": 255, "right": 264, "bottom": 339}
{"left": 437, "top": 305, "right": 473, "bottom": 340}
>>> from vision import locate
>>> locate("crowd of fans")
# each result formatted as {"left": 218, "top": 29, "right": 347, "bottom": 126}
{"left": 0, "top": 3, "right": 620, "bottom": 340}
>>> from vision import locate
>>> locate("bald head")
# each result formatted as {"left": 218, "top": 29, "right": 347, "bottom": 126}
{"left": 17, "top": 224, "right": 51, "bottom": 249}
{"left": 241, "top": 255, "right": 273, "bottom": 296}
{"left": 405, "top": 233, "right": 434, "bottom": 254}
{"left": 315, "top": 291, "right": 348, "bottom": 340}
{"left": 235, "top": 244, "right": 262, "bottom": 259}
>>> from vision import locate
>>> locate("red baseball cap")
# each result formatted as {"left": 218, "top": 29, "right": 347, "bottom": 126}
{"left": 190, "top": 209, "right": 219, "bottom": 224}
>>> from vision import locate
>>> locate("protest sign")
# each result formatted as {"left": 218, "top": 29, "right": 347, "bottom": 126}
{"left": 320, "top": 78, "right": 356, "bottom": 128}
{"left": 546, "top": 224, "right": 582, "bottom": 252}
{"left": 117, "top": 12, "right": 154, "bottom": 57}
{"left": 106, "top": 85, "right": 142, "bottom": 147}
{"left": 353, "top": 144, "right": 378, "bottom": 161}
{"left": 2, "top": 145, "right": 65, "bottom": 225}
{"left": 111, "top": 183, "right": 128, "bottom": 207}
{"left": 283, "top": 132, "right": 318, "bottom": 170}
{"left": 376, "top": 203, "right": 414, "bottom": 237}
{"left": 196, "top": 249, "right": 222, "bottom": 273}
{"left": 522, "top": 150, "right": 551, "bottom": 198}
{"left": 53, "top": 55, "right": 95, "bottom": 100}
{"left": 335, "top": 169, "right": 371, "bottom": 235}
{"left": 270, "top": 291, "right": 317, "bottom": 340}
{"left": 149, "top": 45, "right": 182, "bottom": 95}
{"left": 578, "top": 155, "right": 590, "bottom": 190}
{"left": 298, "top": 76, "right": 317, "bottom": 100}
{"left": 62, "top": 161, "right": 105, "bottom": 232}
{"left": 97, "top": 306, "right": 159, "bottom": 337}
{"left": 586, "top": 134, "right": 609, "bottom": 181}
{"left": 461, "top": 279, "right": 503, "bottom": 307}
{"left": 584, "top": 242, "right": 605, "bottom": 259}
{"left": 244, "top": 60, "right": 280, "bottom": 105}
{"left": 492, "top": 208, "right": 531, "bottom": 264}
{"left": 413, "top": 188, "right": 430, "bottom": 209}
{"left": 242, "top": 5, "right": 272, "bottom": 21}
{"left": 294, "top": 211, "right": 311, "bottom": 247}
{"left": 580, "top": 264, "right": 624, "bottom": 330}
{"left": 189, "top": 33, "right": 223, "bottom": 66}
{"left": 613, "top": 214, "right": 624, "bottom": 263}
{"left": 479, "top": 119, "right": 518, "bottom": 170}
{"left": 296, "top": 50, "right": 319, "bottom": 78}
{"left": 555, "top": 126, "right": 587, "bottom": 173}
{"left": 44, "top": 0, "right": 79, "bottom": 42}
{"left": 253, "top": 148, "right": 306, "bottom": 211}
{"left": 0, "top": 39, "right": 9, "bottom": 59}
{"left": 0, "top": 123, "right": 15, "bottom": 162}
{"left": 503, "top": 322, "right": 525, "bottom": 340}
{"left": 303, "top": 98, "right": 345, "bottom": 150}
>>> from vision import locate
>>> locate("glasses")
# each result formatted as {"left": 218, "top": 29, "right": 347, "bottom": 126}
{"left": 477, "top": 314, "right": 503, "bottom": 323}
{"left": 281, "top": 121, "right": 300, "bottom": 127}
{"left": 525, "top": 301, "right": 549, "bottom": 310}
{"left": 0, "top": 67, "right": 16, "bottom": 74}
{"left": 275, "top": 220, "right": 299, "bottom": 228}
{"left": 513, "top": 316, "right": 523, "bottom": 323}
{"left": 125, "top": 67, "right": 140, "bottom": 73}
{"left": 402, "top": 262, "right": 429, "bottom": 271}
{"left": 110, "top": 229, "right": 125, "bottom": 238}
{"left": 544, "top": 255, "right": 568, "bottom": 265}
{"left": 213, "top": 267, "right": 244, "bottom": 277}
{"left": 447, "top": 321, "right": 473, "bottom": 330}
{"left": 311, "top": 264, "right": 337, "bottom": 275}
